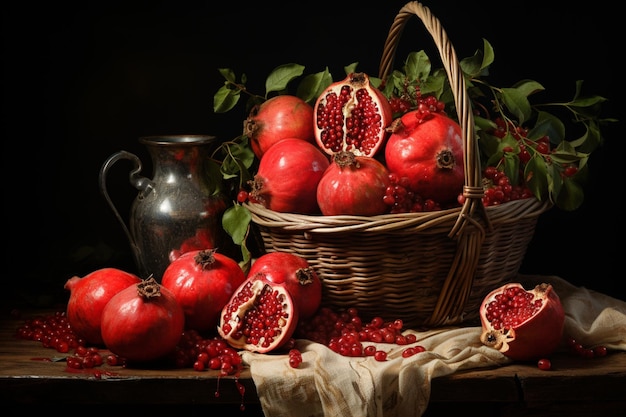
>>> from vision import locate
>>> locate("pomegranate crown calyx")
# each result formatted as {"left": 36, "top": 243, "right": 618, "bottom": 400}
{"left": 347, "top": 72, "right": 369, "bottom": 87}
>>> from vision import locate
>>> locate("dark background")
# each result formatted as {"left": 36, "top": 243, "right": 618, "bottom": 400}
{"left": 2, "top": 0, "right": 623, "bottom": 310}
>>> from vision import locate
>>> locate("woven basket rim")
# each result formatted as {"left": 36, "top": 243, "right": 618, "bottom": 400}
{"left": 246, "top": 197, "right": 551, "bottom": 234}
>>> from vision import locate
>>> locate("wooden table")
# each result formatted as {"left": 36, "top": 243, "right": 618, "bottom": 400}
{"left": 1, "top": 309, "right": 624, "bottom": 417}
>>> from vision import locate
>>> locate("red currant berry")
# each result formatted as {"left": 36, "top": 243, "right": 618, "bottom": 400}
{"left": 236, "top": 190, "right": 248, "bottom": 203}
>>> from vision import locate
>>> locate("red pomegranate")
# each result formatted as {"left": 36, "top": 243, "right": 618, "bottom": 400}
{"left": 101, "top": 277, "right": 185, "bottom": 362}
{"left": 316, "top": 151, "right": 391, "bottom": 216}
{"left": 479, "top": 282, "right": 565, "bottom": 361}
{"left": 248, "top": 138, "right": 329, "bottom": 214}
{"left": 217, "top": 274, "right": 298, "bottom": 353}
{"left": 385, "top": 111, "right": 464, "bottom": 204}
{"left": 244, "top": 95, "right": 315, "bottom": 159}
{"left": 64, "top": 268, "right": 141, "bottom": 346}
{"left": 161, "top": 249, "right": 246, "bottom": 333}
{"left": 247, "top": 251, "right": 322, "bottom": 319}
{"left": 314, "top": 72, "right": 393, "bottom": 158}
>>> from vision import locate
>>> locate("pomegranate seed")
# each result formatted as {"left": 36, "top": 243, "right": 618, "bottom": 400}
{"left": 537, "top": 358, "right": 551, "bottom": 370}
{"left": 593, "top": 346, "right": 608, "bottom": 357}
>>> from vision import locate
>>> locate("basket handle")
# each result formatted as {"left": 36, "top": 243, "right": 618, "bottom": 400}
{"left": 379, "top": 1, "right": 490, "bottom": 326}
{"left": 379, "top": 1, "right": 490, "bottom": 238}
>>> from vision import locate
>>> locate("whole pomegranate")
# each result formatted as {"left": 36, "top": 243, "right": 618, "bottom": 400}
{"left": 244, "top": 95, "right": 315, "bottom": 159}
{"left": 64, "top": 268, "right": 141, "bottom": 345}
{"left": 217, "top": 274, "right": 298, "bottom": 353}
{"left": 479, "top": 282, "right": 565, "bottom": 361}
{"left": 385, "top": 111, "right": 464, "bottom": 204}
{"left": 247, "top": 251, "right": 322, "bottom": 319}
{"left": 316, "top": 151, "right": 391, "bottom": 216}
{"left": 101, "top": 277, "right": 185, "bottom": 362}
{"left": 248, "top": 137, "right": 330, "bottom": 214}
{"left": 314, "top": 72, "right": 393, "bottom": 158}
{"left": 161, "top": 249, "right": 246, "bottom": 333}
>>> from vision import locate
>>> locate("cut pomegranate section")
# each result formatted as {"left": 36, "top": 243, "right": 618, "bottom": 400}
{"left": 314, "top": 72, "right": 393, "bottom": 158}
{"left": 479, "top": 282, "right": 565, "bottom": 361}
{"left": 217, "top": 275, "right": 298, "bottom": 353}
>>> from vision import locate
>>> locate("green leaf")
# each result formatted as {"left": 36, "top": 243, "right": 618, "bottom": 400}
{"left": 550, "top": 140, "right": 589, "bottom": 165}
{"left": 265, "top": 63, "right": 305, "bottom": 96}
{"left": 500, "top": 87, "right": 532, "bottom": 124}
{"left": 297, "top": 68, "right": 333, "bottom": 104}
{"left": 222, "top": 204, "right": 251, "bottom": 245}
{"left": 477, "top": 131, "right": 500, "bottom": 165}
{"left": 221, "top": 204, "right": 252, "bottom": 270}
{"left": 510, "top": 79, "right": 545, "bottom": 97}
{"left": 502, "top": 151, "right": 520, "bottom": 185}
{"left": 459, "top": 39, "right": 493, "bottom": 78}
{"left": 218, "top": 68, "right": 237, "bottom": 83}
{"left": 474, "top": 115, "right": 496, "bottom": 133}
{"left": 213, "top": 85, "right": 241, "bottom": 113}
{"left": 574, "top": 120, "right": 603, "bottom": 153}
{"left": 204, "top": 159, "right": 225, "bottom": 195}
{"left": 344, "top": 62, "right": 359, "bottom": 75}
{"left": 525, "top": 154, "right": 550, "bottom": 200}
{"left": 422, "top": 69, "right": 448, "bottom": 99}
{"left": 404, "top": 50, "right": 431, "bottom": 82}
{"left": 555, "top": 177, "right": 584, "bottom": 211}
{"left": 528, "top": 110, "right": 565, "bottom": 142}
{"left": 568, "top": 95, "right": 607, "bottom": 108}
{"left": 217, "top": 137, "right": 256, "bottom": 185}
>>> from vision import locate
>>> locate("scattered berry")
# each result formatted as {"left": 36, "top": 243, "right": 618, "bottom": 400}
{"left": 537, "top": 358, "right": 551, "bottom": 371}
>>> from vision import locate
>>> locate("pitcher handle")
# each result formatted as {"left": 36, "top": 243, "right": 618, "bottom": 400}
{"left": 98, "top": 150, "right": 154, "bottom": 269}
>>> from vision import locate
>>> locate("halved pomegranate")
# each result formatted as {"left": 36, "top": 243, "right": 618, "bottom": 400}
{"left": 479, "top": 282, "right": 565, "bottom": 361}
{"left": 314, "top": 72, "right": 393, "bottom": 158}
{"left": 217, "top": 274, "right": 298, "bottom": 353}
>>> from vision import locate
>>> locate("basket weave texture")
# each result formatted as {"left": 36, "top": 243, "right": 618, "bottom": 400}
{"left": 246, "top": 1, "right": 551, "bottom": 328}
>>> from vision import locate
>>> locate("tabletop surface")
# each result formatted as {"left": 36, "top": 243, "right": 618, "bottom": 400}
{"left": 1, "top": 308, "right": 625, "bottom": 416}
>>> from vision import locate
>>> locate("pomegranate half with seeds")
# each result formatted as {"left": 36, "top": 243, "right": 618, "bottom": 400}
{"left": 217, "top": 274, "right": 298, "bottom": 353}
{"left": 479, "top": 282, "right": 565, "bottom": 361}
{"left": 314, "top": 72, "right": 393, "bottom": 158}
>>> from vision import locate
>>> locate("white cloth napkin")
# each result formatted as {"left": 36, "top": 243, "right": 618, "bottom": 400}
{"left": 241, "top": 275, "right": 626, "bottom": 417}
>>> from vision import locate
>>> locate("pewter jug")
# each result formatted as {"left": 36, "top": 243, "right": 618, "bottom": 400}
{"left": 99, "top": 135, "right": 230, "bottom": 281}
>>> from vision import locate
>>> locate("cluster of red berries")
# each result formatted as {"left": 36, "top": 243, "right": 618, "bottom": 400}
{"left": 478, "top": 166, "right": 534, "bottom": 207}
{"left": 383, "top": 172, "right": 441, "bottom": 213}
{"left": 566, "top": 337, "right": 608, "bottom": 359}
{"left": 14, "top": 311, "right": 242, "bottom": 376}
{"left": 174, "top": 329, "right": 243, "bottom": 375}
{"left": 16, "top": 311, "right": 83, "bottom": 354}
{"left": 388, "top": 93, "right": 446, "bottom": 119}
{"left": 537, "top": 337, "right": 609, "bottom": 371}
{"left": 296, "top": 307, "right": 426, "bottom": 361}
{"left": 65, "top": 345, "right": 105, "bottom": 370}
{"left": 491, "top": 117, "right": 579, "bottom": 180}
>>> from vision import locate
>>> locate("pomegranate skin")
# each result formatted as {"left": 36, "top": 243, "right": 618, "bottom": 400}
{"left": 249, "top": 138, "right": 330, "bottom": 214}
{"left": 161, "top": 249, "right": 246, "bottom": 333}
{"left": 64, "top": 268, "right": 142, "bottom": 346}
{"left": 247, "top": 251, "right": 322, "bottom": 319}
{"left": 316, "top": 151, "right": 391, "bottom": 216}
{"left": 245, "top": 95, "right": 315, "bottom": 160}
{"left": 479, "top": 282, "right": 565, "bottom": 361}
{"left": 385, "top": 111, "right": 464, "bottom": 204}
{"left": 101, "top": 278, "right": 185, "bottom": 362}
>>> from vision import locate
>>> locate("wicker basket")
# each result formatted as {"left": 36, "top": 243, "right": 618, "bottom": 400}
{"left": 246, "top": 1, "right": 551, "bottom": 329}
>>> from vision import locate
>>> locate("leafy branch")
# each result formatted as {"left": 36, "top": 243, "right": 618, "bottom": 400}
{"left": 382, "top": 38, "right": 617, "bottom": 210}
